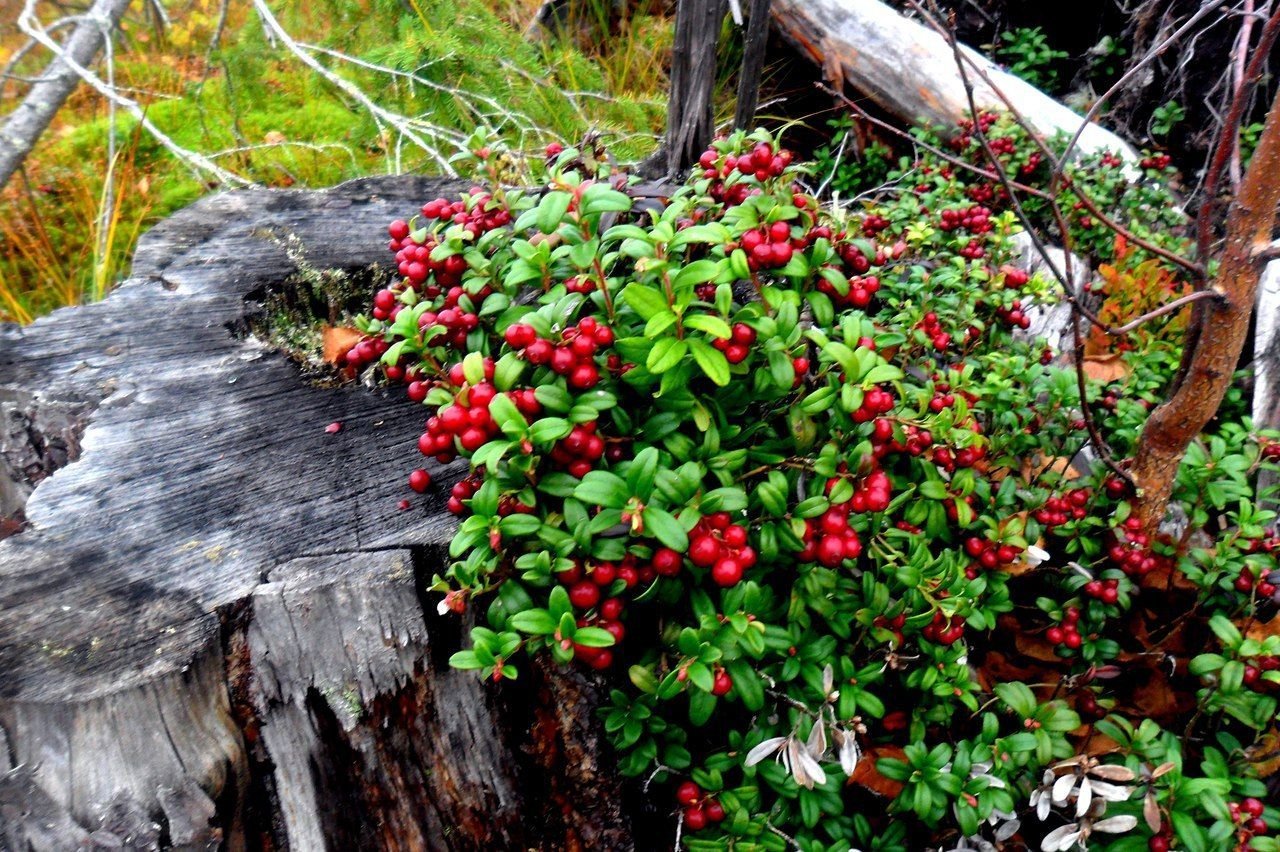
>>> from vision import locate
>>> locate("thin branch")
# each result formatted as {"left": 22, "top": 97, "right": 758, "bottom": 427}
{"left": 249, "top": 0, "right": 460, "bottom": 174}
{"left": 1058, "top": 0, "right": 1222, "bottom": 166}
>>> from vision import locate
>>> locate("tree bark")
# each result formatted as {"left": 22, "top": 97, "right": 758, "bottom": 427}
{"left": 647, "top": 0, "right": 727, "bottom": 178}
{"left": 0, "top": 0, "right": 134, "bottom": 191}
{"left": 733, "top": 0, "right": 772, "bottom": 130}
{"left": 0, "top": 176, "right": 635, "bottom": 850}
{"left": 1131, "top": 85, "right": 1280, "bottom": 529}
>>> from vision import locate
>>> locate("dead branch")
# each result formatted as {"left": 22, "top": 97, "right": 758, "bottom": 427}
{"left": 0, "top": 0, "right": 133, "bottom": 191}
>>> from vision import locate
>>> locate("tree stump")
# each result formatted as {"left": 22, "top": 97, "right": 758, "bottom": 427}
{"left": 0, "top": 177, "right": 636, "bottom": 850}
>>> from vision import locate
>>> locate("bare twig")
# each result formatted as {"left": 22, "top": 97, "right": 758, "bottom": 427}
{"left": 249, "top": 0, "right": 461, "bottom": 174}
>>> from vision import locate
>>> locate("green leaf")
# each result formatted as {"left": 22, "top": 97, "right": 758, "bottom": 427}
{"left": 673, "top": 259, "right": 720, "bottom": 289}
{"left": 689, "top": 689, "right": 717, "bottom": 726}
{"left": 647, "top": 338, "right": 688, "bottom": 373}
{"left": 510, "top": 609, "right": 557, "bottom": 635}
{"left": 574, "top": 626, "right": 618, "bottom": 647}
{"left": 581, "top": 186, "right": 633, "bottom": 215}
{"left": 644, "top": 506, "right": 689, "bottom": 551}
{"left": 689, "top": 339, "right": 730, "bottom": 386}
{"left": 727, "top": 659, "right": 763, "bottom": 710}
{"left": 449, "top": 650, "right": 484, "bottom": 670}
{"left": 684, "top": 314, "right": 733, "bottom": 339}
{"left": 574, "top": 471, "right": 630, "bottom": 509}
{"left": 535, "top": 191, "right": 572, "bottom": 233}
{"left": 529, "top": 417, "right": 573, "bottom": 444}
{"left": 622, "top": 284, "right": 671, "bottom": 321}
{"left": 995, "top": 682, "right": 1037, "bottom": 717}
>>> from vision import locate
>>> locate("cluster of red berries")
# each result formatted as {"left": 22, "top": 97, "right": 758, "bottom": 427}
{"left": 1227, "top": 797, "right": 1269, "bottom": 843}
{"left": 950, "top": 111, "right": 1000, "bottom": 150}
{"left": 995, "top": 299, "right": 1032, "bottom": 330}
{"left": 1034, "top": 488, "right": 1091, "bottom": 527}
{"left": 388, "top": 222, "right": 466, "bottom": 292}
{"left": 873, "top": 422, "right": 929, "bottom": 459}
{"left": 962, "top": 535, "right": 1022, "bottom": 579}
{"left": 721, "top": 141, "right": 791, "bottom": 183}
{"left": 504, "top": 317, "right": 614, "bottom": 390}
{"left": 861, "top": 213, "right": 890, "bottom": 237}
{"left": 921, "top": 608, "right": 965, "bottom": 645}
{"left": 419, "top": 189, "right": 512, "bottom": 238}
{"left": 817, "top": 272, "right": 881, "bottom": 309}
{"left": 675, "top": 781, "right": 727, "bottom": 831}
{"left": 688, "top": 513, "right": 757, "bottom": 586}
{"left": 932, "top": 442, "right": 987, "bottom": 473}
{"left": 1243, "top": 530, "right": 1280, "bottom": 554}
{"left": 852, "top": 385, "right": 896, "bottom": 423}
{"left": 836, "top": 239, "right": 875, "bottom": 274}
{"left": 1107, "top": 517, "right": 1159, "bottom": 576}
{"left": 1082, "top": 577, "right": 1121, "bottom": 605}
{"left": 1242, "top": 654, "right": 1280, "bottom": 692}
{"left": 341, "top": 334, "right": 390, "bottom": 371}
{"left": 873, "top": 612, "right": 907, "bottom": 645}
{"left": 928, "top": 382, "right": 957, "bottom": 413}
{"left": 1261, "top": 439, "right": 1280, "bottom": 461}
{"left": 550, "top": 421, "right": 610, "bottom": 478}
{"left": 563, "top": 275, "right": 597, "bottom": 294}
{"left": 1045, "top": 606, "right": 1084, "bottom": 650}
{"left": 1233, "top": 566, "right": 1279, "bottom": 599}
{"left": 419, "top": 304, "right": 481, "bottom": 350}
{"left": 937, "top": 205, "right": 993, "bottom": 234}
{"left": 1001, "top": 265, "right": 1030, "bottom": 288}
{"left": 798, "top": 500, "right": 865, "bottom": 568}
{"left": 709, "top": 322, "right": 758, "bottom": 364}
{"left": 420, "top": 380, "right": 540, "bottom": 462}
{"left": 740, "top": 221, "right": 796, "bottom": 270}
{"left": 447, "top": 472, "right": 483, "bottom": 515}
{"left": 371, "top": 286, "right": 405, "bottom": 322}
{"left": 1140, "top": 153, "right": 1172, "bottom": 170}
{"left": 917, "top": 311, "right": 951, "bottom": 351}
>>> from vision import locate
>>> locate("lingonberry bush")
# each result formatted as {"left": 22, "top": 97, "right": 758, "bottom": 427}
{"left": 344, "top": 119, "right": 1280, "bottom": 851}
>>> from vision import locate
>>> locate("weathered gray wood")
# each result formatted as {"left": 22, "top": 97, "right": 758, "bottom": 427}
{"left": 733, "top": 0, "right": 772, "bottom": 130}
{"left": 770, "top": 0, "right": 1137, "bottom": 160}
{"left": 649, "top": 0, "right": 728, "bottom": 178}
{"left": 0, "top": 176, "right": 635, "bottom": 849}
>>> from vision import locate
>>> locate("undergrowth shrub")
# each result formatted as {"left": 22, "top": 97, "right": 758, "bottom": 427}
{"left": 347, "top": 121, "right": 1280, "bottom": 851}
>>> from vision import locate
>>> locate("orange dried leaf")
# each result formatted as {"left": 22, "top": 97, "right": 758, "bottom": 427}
{"left": 322, "top": 325, "right": 363, "bottom": 366}
{"left": 1082, "top": 354, "right": 1131, "bottom": 383}
{"left": 849, "top": 746, "right": 907, "bottom": 798}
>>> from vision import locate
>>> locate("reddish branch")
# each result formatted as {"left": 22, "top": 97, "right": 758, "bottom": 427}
{"left": 1131, "top": 83, "right": 1280, "bottom": 531}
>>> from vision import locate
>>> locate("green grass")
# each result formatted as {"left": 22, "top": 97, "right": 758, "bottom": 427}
{"left": 0, "top": 0, "right": 672, "bottom": 323}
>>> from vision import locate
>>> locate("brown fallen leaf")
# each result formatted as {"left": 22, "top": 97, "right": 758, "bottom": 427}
{"left": 849, "top": 745, "right": 907, "bottom": 797}
{"left": 1081, "top": 354, "right": 1132, "bottom": 383}
{"left": 322, "top": 325, "right": 363, "bottom": 366}
{"left": 1245, "top": 614, "right": 1280, "bottom": 644}
{"left": 1245, "top": 726, "right": 1280, "bottom": 778}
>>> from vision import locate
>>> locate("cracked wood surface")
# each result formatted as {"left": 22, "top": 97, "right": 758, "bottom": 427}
{"left": 0, "top": 176, "right": 634, "bottom": 849}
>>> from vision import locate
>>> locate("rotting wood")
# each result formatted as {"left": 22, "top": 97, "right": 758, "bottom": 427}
{"left": 0, "top": 176, "right": 635, "bottom": 850}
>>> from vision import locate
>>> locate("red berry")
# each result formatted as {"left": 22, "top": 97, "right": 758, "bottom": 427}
{"left": 711, "top": 669, "right": 733, "bottom": 696}
{"left": 684, "top": 806, "right": 707, "bottom": 831}
{"left": 652, "top": 547, "right": 684, "bottom": 577}
{"left": 568, "top": 581, "right": 601, "bottom": 609}
{"left": 676, "top": 781, "right": 701, "bottom": 806}
{"left": 408, "top": 469, "right": 431, "bottom": 492}
{"left": 704, "top": 800, "right": 726, "bottom": 823}
{"left": 711, "top": 558, "right": 743, "bottom": 586}
{"left": 689, "top": 535, "right": 721, "bottom": 567}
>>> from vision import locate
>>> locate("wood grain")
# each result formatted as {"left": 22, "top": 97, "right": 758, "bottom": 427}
{"left": 0, "top": 176, "right": 634, "bottom": 849}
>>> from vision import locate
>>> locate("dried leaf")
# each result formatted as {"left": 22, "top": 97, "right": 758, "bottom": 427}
{"left": 1143, "top": 791, "right": 1162, "bottom": 833}
{"left": 1244, "top": 615, "right": 1280, "bottom": 643}
{"left": 322, "top": 326, "right": 363, "bottom": 366}
{"left": 1081, "top": 354, "right": 1132, "bottom": 383}
{"left": 1245, "top": 726, "right": 1280, "bottom": 779}
{"left": 848, "top": 745, "right": 906, "bottom": 798}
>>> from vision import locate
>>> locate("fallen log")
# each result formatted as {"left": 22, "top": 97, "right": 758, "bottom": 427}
{"left": 0, "top": 177, "right": 635, "bottom": 850}
{"left": 769, "top": 0, "right": 1137, "bottom": 159}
